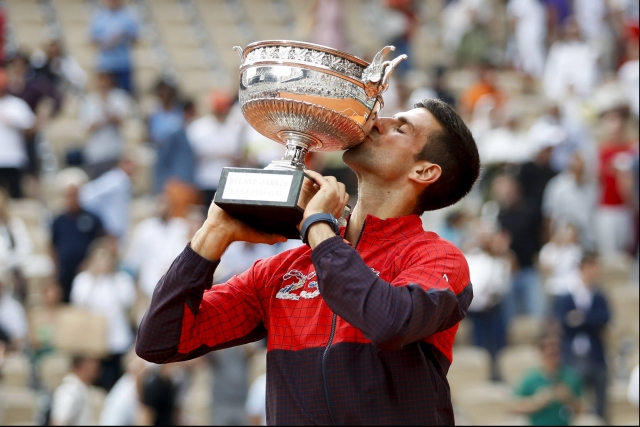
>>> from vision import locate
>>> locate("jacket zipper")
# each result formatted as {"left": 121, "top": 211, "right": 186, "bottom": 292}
{"left": 321, "top": 219, "right": 366, "bottom": 425}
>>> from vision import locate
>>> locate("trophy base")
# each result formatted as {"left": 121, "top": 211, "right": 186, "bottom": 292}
{"left": 214, "top": 167, "right": 308, "bottom": 239}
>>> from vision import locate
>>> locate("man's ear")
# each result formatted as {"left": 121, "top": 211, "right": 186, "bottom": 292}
{"left": 409, "top": 161, "right": 441, "bottom": 187}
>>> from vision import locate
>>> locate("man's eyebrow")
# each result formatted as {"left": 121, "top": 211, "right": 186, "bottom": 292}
{"left": 396, "top": 115, "right": 415, "bottom": 133}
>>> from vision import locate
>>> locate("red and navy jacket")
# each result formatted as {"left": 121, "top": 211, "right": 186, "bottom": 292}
{"left": 136, "top": 214, "right": 473, "bottom": 425}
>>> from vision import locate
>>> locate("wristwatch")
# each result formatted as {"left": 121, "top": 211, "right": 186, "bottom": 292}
{"left": 300, "top": 213, "right": 340, "bottom": 245}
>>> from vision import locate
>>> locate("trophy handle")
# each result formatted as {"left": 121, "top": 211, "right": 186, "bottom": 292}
{"left": 361, "top": 46, "right": 407, "bottom": 99}
{"left": 233, "top": 46, "right": 244, "bottom": 65}
{"left": 378, "top": 54, "right": 408, "bottom": 95}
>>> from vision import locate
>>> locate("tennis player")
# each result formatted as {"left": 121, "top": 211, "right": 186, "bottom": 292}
{"left": 136, "top": 98, "right": 480, "bottom": 425}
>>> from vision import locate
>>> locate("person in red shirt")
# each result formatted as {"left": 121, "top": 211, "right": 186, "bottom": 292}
{"left": 136, "top": 99, "right": 481, "bottom": 425}
{"left": 596, "top": 106, "right": 637, "bottom": 257}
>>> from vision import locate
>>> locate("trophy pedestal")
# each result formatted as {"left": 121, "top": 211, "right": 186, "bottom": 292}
{"left": 214, "top": 167, "right": 308, "bottom": 239}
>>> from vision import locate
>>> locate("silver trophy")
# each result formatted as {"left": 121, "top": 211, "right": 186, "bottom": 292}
{"left": 214, "top": 41, "right": 406, "bottom": 238}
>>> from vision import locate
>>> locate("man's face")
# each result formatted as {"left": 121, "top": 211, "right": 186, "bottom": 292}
{"left": 343, "top": 108, "right": 439, "bottom": 182}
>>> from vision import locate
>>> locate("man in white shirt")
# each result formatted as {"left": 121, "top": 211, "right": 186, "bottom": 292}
{"left": 0, "top": 69, "right": 36, "bottom": 198}
{"left": 543, "top": 18, "right": 599, "bottom": 103}
{"left": 124, "top": 196, "right": 190, "bottom": 299}
{"left": 51, "top": 355, "right": 100, "bottom": 426}
{"left": 80, "top": 72, "right": 132, "bottom": 179}
{"left": 542, "top": 152, "right": 598, "bottom": 250}
{"left": 79, "top": 158, "right": 134, "bottom": 239}
{"left": 187, "top": 91, "right": 246, "bottom": 206}
{"left": 0, "top": 268, "right": 28, "bottom": 350}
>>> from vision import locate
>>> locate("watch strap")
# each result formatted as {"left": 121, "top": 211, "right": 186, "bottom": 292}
{"left": 300, "top": 213, "right": 339, "bottom": 245}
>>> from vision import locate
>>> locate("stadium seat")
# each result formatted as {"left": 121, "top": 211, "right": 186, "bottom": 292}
{"left": 448, "top": 346, "right": 491, "bottom": 399}
{"left": 0, "top": 386, "right": 38, "bottom": 425}
{"left": 38, "top": 353, "right": 71, "bottom": 392}
{"left": 497, "top": 344, "right": 542, "bottom": 386}
{"left": 573, "top": 413, "right": 607, "bottom": 425}
{"left": 53, "top": 307, "right": 109, "bottom": 357}
{"left": 9, "top": 199, "right": 45, "bottom": 229}
{"left": 455, "top": 382, "right": 515, "bottom": 425}
{"left": 454, "top": 318, "right": 472, "bottom": 346}
{"left": 610, "top": 287, "right": 639, "bottom": 322}
{"left": 609, "top": 380, "right": 640, "bottom": 426}
{"left": 507, "top": 315, "right": 543, "bottom": 346}
{"left": 0, "top": 353, "right": 30, "bottom": 388}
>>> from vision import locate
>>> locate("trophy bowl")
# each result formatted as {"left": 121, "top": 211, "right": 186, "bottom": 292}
{"left": 214, "top": 41, "right": 406, "bottom": 237}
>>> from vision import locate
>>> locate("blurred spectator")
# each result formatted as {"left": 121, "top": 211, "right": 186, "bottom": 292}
{"left": 478, "top": 107, "right": 533, "bottom": 165}
{"left": 573, "top": 0, "right": 616, "bottom": 70}
{"left": 543, "top": 17, "right": 599, "bottom": 103}
{"left": 629, "top": 364, "right": 639, "bottom": 407}
{"left": 28, "top": 281, "right": 63, "bottom": 361}
{"left": 526, "top": 103, "right": 573, "bottom": 173}
{"left": 79, "top": 157, "right": 134, "bottom": 240}
{"left": 124, "top": 195, "right": 189, "bottom": 300}
{"left": 438, "top": 210, "right": 468, "bottom": 249}
{"left": 544, "top": 0, "right": 572, "bottom": 42}
{"left": 618, "top": 38, "right": 639, "bottom": 119}
{"left": 0, "top": 268, "right": 28, "bottom": 351}
{"left": 71, "top": 239, "right": 136, "bottom": 391}
{"left": 539, "top": 224, "right": 583, "bottom": 298}
{"left": 441, "top": 0, "right": 494, "bottom": 59}
{"left": 595, "top": 107, "right": 637, "bottom": 257}
{"left": 517, "top": 136, "right": 559, "bottom": 217}
{"left": 465, "top": 225, "right": 513, "bottom": 379}
{"left": 50, "top": 355, "right": 101, "bottom": 426}
{"left": 542, "top": 152, "right": 597, "bottom": 250}
{"left": 163, "top": 179, "right": 203, "bottom": 219}
{"left": 147, "top": 78, "right": 183, "bottom": 147}
{"left": 89, "top": 0, "right": 139, "bottom": 94}
{"left": 507, "top": 0, "right": 547, "bottom": 79}
{"left": 80, "top": 71, "right": 133, "bottom": 179}
{"left": 0, "top": 68, "right": 37, "bottom": 198}
{"left": 188, "top": 91, "right": 246, "bottom": 206}
{"left": 139, "top": 364, "right": 180, "bottom": 426}
{"left": 310, "top": 0, "right": 348, "bottom": 52}
{"left": 381, "top": 0, "right": 417, "bottom": 76}
{"left": 31, "top": 39, "right": 87, "bottom": 94}
{"left": 0, "top": 6, "right": 4, "bottom": 64}
{"left": 0, "top": 188, "right": 33, "bottom": 302}
{"left": 99, "top": 350, "right": 148, "bottom": 425}
{"left": 492, "top": 174, "right": 545, "bottom": 318}
{"left": 52, "top": 168, "right": 104, "bottom": 303}
{"left": 554, "top": 253, "right": 611, "bottom": 420}
{"left": 408, "top": 66, "right": 457, "bottom": 108}
{"left": 513, "top": 334, "right": 582, "bottom": 426}
{"left": 6, "top": 52, "right": 62, "bottom": 178}
{"left": 459, "top": 64, "right": 506, "bottom": 117}
{"left": 215, "top": 242, "right": 278, "bottom": 283}
{"left": 210, "top": 345, "right": 255, "bottom": 425}
{"left": 246, "top": 373, "right": 267, "bottom": 426}
{"left": 154, "top": 100, "right": 197, "bottom": 194}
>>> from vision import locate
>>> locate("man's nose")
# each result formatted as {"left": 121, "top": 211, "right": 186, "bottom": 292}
{"left": 372, "top": 117, "right": 392, "bottom": 134}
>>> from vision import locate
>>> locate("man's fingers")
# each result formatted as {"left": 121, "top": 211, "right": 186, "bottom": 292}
{"left": 254, "top": 230, "right": 288, "bottom": 245}
{"left": 304, "top": 170, "right": 329, "bottom": 187}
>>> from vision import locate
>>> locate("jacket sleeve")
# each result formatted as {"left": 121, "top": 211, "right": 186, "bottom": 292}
{"left": 135, "top": 244, "right": 267, "bottom": 363}
{"left": 311, "top": 236, "right": 473, "bottom": 352}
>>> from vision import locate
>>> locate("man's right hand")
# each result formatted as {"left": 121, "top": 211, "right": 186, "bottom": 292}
{"left": 190, "top": 200, "right": 287, "bottom": 261}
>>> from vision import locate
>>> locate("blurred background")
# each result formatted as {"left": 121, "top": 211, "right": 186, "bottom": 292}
{"left": 0, "top": 0, "right": 637, "bottom": 425}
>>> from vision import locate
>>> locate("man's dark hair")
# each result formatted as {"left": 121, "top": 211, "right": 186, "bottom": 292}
{"left": 414, "top": 99, "right": 480, "bottom": 213}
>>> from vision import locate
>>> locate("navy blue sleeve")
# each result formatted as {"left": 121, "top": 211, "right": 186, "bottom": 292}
{"left": 311, "top": 236, "right": 473, "bottom": 351}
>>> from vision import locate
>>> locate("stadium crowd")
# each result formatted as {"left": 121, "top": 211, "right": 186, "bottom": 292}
{"left": 0, "top": 0, "right": 638, "bottom": 425}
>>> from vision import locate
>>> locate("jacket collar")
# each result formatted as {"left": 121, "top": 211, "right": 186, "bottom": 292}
{"left": 340, "top": 214, "right": 426, "bottom": 243}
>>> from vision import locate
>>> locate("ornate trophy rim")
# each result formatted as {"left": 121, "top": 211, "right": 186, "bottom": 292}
{"left": 240, "top": 40, "right": 370, "bottom": 67}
